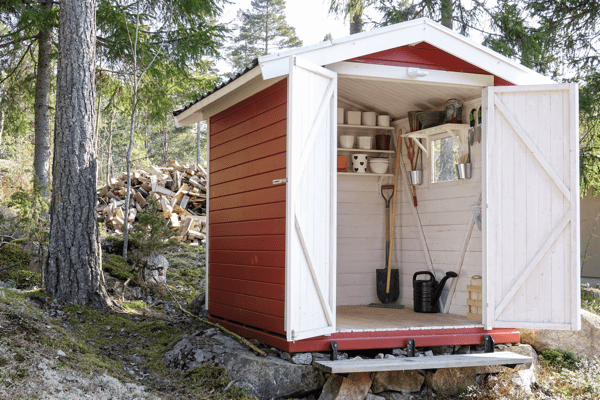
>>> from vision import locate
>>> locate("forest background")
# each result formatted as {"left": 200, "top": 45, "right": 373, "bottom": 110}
{"left": 1, "top": 0, "right": 599, "bottom": 203}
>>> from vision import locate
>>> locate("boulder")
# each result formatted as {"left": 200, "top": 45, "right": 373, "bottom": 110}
{"left": 476, "top": 343, "right": 539, "bottom": 374}
{"left": 425, "top": 367, "right": 477, "bottom": 397}
{"left": 189, "top": 293, "right": 206, "bottom": 315}
{"left": 292, "top": 353, "right": 313, "bottom": 365}
{"left": 371, "top": 370, "right": 424, "bottom": 394}
{"left": 378, "top": 392, "right": 415, "bottom": 400}
{"left": 145, "top": 252, "right": 169, "bottom": 284}
{"left": 163, "top": 332, "right": 324, "bottom": 399}
{"left": 318, "top": 373, "right": 372, "bottom": 400}
{"left": 519, "top": 310, "right": 600, "bottom": 357}
{"left": 21, "top": 241, "right": 47, "bottom": 275}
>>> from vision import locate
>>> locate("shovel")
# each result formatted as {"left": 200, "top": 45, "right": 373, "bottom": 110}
{"left": 370, "top": 131, "right": 403, "bottom": 309}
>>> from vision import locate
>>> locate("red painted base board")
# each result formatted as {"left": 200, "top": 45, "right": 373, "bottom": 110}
{"left": 208, "top": 316, "right": 520, "bottom": 353}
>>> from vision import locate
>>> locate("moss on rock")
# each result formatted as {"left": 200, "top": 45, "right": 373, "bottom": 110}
{"left": 102, "top": 254, "right": 136, "bottom": 281}
{"left": 0, "top": 243, "right": 40, "bottom": 287}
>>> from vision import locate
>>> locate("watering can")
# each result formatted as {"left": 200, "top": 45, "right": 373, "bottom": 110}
{"left": 413, "top": 271, "right": 458, "bottom": 313}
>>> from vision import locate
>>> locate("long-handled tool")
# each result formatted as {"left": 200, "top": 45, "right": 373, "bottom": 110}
{"left": 370, "top": 130, "right": 404, "bottom": 309}
{"left": 381, "top": 185, "right": 394, "bottom": 263}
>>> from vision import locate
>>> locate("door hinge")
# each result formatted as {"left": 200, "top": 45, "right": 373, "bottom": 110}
{"left": 272, "top": 178, "right": 288, "bottom": 185}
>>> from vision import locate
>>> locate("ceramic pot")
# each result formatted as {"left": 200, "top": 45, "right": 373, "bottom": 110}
{"left": 339, "top": 135, "right": 354, "bottom": 149}
{"left": 362, "top": 112, "right": 377, "bottom": 126}
{"left": 352, "top": 154, "right": 368, "bottom": 173}
{"left": 357, "top": 136, "right": 372, "bottom": 150}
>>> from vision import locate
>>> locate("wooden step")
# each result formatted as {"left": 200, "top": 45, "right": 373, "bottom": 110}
{"left": 314, "top": 352, "right": 532, "bottom": 373}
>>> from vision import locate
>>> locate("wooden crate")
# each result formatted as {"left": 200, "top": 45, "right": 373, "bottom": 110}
{"left": 467, "top": 275, "right": 482, "bottom": 321}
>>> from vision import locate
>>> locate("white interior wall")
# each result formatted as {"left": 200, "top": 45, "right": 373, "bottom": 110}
{"left": 336, "top": 97, "right": 483, "bottom": 317}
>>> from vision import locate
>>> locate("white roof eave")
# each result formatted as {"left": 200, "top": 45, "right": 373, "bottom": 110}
{"left": 258, "top": 18, "right": 554, "bottom": 86}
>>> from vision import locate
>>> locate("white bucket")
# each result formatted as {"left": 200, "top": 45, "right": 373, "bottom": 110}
{"left": 357, "top": 136, "right": 372, "bottom": 149}
{"left": 351, "top": 154, "right": 368, "bottom": 173}
{"left": 362, "top": 112, "right": 377, "bottom": 126}
{"left": 377, "top": 115, "right": 391, "bottom": 127}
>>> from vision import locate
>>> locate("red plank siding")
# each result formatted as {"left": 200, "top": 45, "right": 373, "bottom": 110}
{"left": 210, "top": 289, "right": 284, "bottom": 317}
{"left": 208, "top": 80, "right": 287, "bottom": 334}
{"left": 209, "top": 276, "right": 284, "bottom": 301}
{"left": 209, "top": 235, "right": 285, "bottom": 251}
{"left": 210, "top": 120, "right": 286, "bottom": 161}
{"left": 211, "top": 153, "right": 286, "bottom": 185}
{"left": 209, "top": 250, "right": 285, "bottom": 268}
{"left": 210, "top": 104, "right": 287, "bottom": 148}
{"left": 210, "top": 202, "right": 286, "bottom": 224}
{"left": 211, "top": 79, "right": 287, "bottom": 126}
{"left": 210, "top": 263, "right": 284, "bottom": 284}
{"left": 210, "top": 186, "right": 286, "bottom": 211}
{"left": 210, "top": 87, "right": 287, "bottom": 135}
{"left": 210, "top": 219, "right": 286, "bottom": 237}
{"left": 348, "top": 42, "right": 514, "bottom": 86}
{"left": 210, "top": 169, "right": 286, "bottom": 198}
{"left": 209, "top": 303, "right": 285, "bottom": 335}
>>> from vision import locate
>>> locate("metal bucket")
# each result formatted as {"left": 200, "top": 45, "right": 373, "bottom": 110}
{"left": 408, "top": 170, "right": 422, "bottom": 186}
{"left": 456, "top": 163, "right": 472, "bottom": 179}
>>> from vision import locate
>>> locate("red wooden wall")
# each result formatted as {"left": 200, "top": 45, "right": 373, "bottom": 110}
{"left": 208, "top": 79, "right": 288, "bottom": 335}
{"left": 348, "top": 42, "right": 512, "bottom": 86}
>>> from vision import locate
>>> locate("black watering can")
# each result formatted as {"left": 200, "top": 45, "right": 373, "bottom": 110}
{"left": 413, "top": 271, "right": 458, "bottom": 313}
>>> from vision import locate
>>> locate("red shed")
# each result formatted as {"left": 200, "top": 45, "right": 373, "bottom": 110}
{"left": 173, "top": 18, "right": 581, "bottom": 353}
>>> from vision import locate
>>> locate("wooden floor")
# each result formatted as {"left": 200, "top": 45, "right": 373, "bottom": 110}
{"left": 337, "top": 306, "right": 483, "bottom": 332}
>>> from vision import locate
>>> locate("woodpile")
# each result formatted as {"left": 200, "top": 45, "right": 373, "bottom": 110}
{"left": 96, "top": 160, "right": 207, "bottom": 245}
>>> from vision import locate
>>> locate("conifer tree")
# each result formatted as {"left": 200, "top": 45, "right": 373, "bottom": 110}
{"left": 227, "top": 0, "right": 302, "bottom": 72}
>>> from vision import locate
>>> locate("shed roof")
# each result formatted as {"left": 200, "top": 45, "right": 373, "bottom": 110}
{"left": 174, "top": 17, "right": 554, "bottom": 126}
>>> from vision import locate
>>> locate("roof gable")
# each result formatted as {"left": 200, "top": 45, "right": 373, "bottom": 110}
{"left": 348, "top": 42, "right": 512, "bottom": 86}
{"left": 258, "top": 18, "right": 552, "bottom": 86}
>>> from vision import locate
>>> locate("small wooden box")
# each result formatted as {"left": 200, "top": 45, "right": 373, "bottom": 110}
{"left": 467, "top": 275, "right": 482, "bottom": 321}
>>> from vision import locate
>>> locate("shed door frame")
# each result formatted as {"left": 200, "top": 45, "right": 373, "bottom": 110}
{"left": 482, "top": 83, "right": 580, "bottom": 330}
{"left": 285, "top": 56, "right": 338, "bottom": 341}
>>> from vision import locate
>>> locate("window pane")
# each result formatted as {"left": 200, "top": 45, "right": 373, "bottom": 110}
{"left": 433, "top": 137, "right": 459, "bottom": 182}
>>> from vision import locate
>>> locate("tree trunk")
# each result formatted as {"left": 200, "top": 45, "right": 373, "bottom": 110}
{"left": 162, "top": 125, "right": 169, "bottom": 164}
{"left": 196, "top": 121, "right": 202, "bottom": 166}
{"left": 350, "top": 12, "right": 363, "bottom": 34}
{"left": 46, "top": 0, "right": 112, "bottom": 308}
{"left": 441, "top": 0, "right": 453, "bottom": 29}
{"left": 34, "top": 0, "right": 53, "bottom": 195}
{"left": 0, "top": 109, "right": 4, "bottom": 150}
{"left": 106, "top": 111, "right": 114, "bottom": 186}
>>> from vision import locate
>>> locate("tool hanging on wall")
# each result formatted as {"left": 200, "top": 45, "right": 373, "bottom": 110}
{"left": 404, "top": 137, "right": 419, "bottom": 207}
{"left": 475, "top": 106, "right": 482, "bottom": 143}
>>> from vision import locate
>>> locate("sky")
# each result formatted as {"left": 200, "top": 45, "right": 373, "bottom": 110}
{"left": 217, "top": 0, "right": 381, "bottom": 73}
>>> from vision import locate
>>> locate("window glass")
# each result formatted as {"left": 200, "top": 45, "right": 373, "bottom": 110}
{"left": 432, "top": 137, "right": 460, "bottom": 182}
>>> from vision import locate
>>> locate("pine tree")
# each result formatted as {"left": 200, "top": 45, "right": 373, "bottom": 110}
{"left": 227, "top": 0, "right": 302, "bottom": 72}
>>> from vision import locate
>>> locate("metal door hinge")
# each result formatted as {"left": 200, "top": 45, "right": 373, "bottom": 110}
{"left": 272, "top": 178, "right": 288, "bottom": 185}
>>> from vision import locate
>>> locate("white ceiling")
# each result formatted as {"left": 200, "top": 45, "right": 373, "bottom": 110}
{"left": 337, "top": 76, "right": 484, "bottom": 121}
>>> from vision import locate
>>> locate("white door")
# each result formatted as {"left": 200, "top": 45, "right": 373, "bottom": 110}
{"left": 483, "top": 83, "right": 580, "bottom": 330}
{"left": 285, "top": 56, "right": 337, "bottom": 341}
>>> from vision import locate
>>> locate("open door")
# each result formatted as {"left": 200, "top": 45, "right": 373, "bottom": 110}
{"left": 483, "top": 83, "right": 580, "bottom": 330}
{"left": 285, "top": 56, "right": 337, "bottom": 341}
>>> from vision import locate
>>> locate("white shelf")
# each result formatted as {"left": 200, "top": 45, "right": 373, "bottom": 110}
{"left": 337, "top": 148, "right": 395, "bottom": 154}
{"left": 337, "top": 172, "right": 394, "bottom": 177}
{"left": 401, "top": 123, "right": 470, "bottom": 156}
{"left": 338, "top": 124, "right": 394, "bottom": 131}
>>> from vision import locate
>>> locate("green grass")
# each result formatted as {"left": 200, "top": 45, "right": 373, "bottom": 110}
{"left": 582, "top": 290, "right": 600, "bottom": 315}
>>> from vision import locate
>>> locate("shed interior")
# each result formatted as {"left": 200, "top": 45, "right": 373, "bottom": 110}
{"left": 334, "top": 75, "right": 486, "bottom": 332}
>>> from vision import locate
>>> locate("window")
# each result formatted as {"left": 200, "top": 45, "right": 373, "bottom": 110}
{"left": 432, "top": 136, "right": 460, "bottom": 183}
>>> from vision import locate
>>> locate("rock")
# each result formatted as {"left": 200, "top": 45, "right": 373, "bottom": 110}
{"left": 366, "top": 394, "right": 386, "bottom": 400}
{"left": 57, "top": 350, "right": 66, "bottom": 357}
{"left": 318, "top": 373, "right": 372, "bottom": 400}
{"left": 189, "top": 292, "right": 206, "bottom": 314}
{"left": 430, "top": 346, "right": 453, "bottom": 356}
{"left": 375, "top": 353, "right": 385, "bottom": 359}
{"left": 423, "top": 350, "right": 434, "bottom": 357}
{"left": 281, "top": 352, "right": 293, "bottom": 362}
{"left": 476, "top": 343, "right": 539, "bottom": 374}
{"left": 123, "top": 285, "right": 144, "bottom": 300}
{"left": 292, "top": 353, "right": 313, "bottom": 365}
{"left": 384, "top": 354, "right": 396, "bottom": 359}
{"left": 21, "top": 241, "right": 48, "bottom": 275}
{"left": 453, "top": 345, "right": 470, "bottom": 355}
{"left": 163, "top": 333, "right": 324, "bottom": 399}
{"left": 378, "top": 392, "right": 415, "bottom": 400}
{"left": 392, "top": 349, "right": 407, "bottom": 356}
{"left": 425, "top": 367, "right": 477, "bottom": 397}
{"left": 371, "top": 370, "right": 424, "bottom": 394}
{"left": 519, "top": 310, "right": 600, "bottom": 357}
{"left": 145, "top": 252, "right": 169, "bottom": 284}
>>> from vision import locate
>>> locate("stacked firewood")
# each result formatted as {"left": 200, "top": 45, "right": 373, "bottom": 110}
{"left": 96, "top": 160, "right": 207, "bottom": 245}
